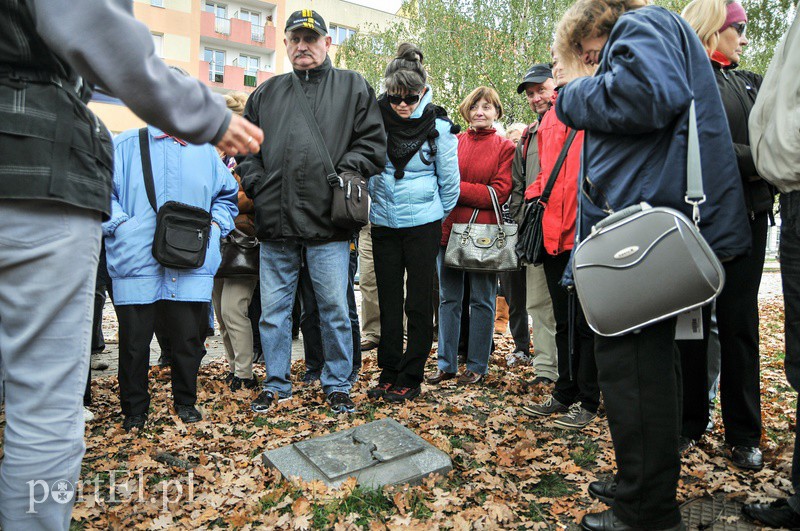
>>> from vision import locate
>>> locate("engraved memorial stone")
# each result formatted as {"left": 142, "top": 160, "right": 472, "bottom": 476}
{"left": 263, "top": 418, "right": 452, "bottom": 488}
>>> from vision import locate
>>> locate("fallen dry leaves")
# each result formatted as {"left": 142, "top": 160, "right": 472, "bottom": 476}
{"left": 0, "top": 297, "right": 795, "bottom": 529}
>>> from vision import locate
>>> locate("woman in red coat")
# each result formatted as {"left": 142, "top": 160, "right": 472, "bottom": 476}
{"left": 427, "top": 86, "right": 515, "bottom": 386}
{"left": 520, "top": 51, "right": 600, "bottom": 430}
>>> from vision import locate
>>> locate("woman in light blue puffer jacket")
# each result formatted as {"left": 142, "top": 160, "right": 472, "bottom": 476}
{"left": 366, "top": 43, "right": 460, "bottom": 403}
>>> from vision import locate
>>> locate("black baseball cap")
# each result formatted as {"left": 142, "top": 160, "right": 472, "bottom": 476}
{"left": 516, "top": 63, "right": 553, "bottom": 93}
{"left": 285, "top": 9, "right": 328, "bottom": 36}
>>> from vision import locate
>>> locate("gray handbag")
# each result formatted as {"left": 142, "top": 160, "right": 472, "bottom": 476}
{"left": 572, "top": 101, "right": 725, "bottom": 337}
{"left": 444, "top": 185, "right": 520, "bottom": 273}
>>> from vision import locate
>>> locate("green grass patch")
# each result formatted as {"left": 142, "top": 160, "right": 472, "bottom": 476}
{"left": 360, "top": 402, "right": 378, "bottom": 422}
{"left": 570, "top": 439, "right": 600, "bottom": 469}
{"left": 309, "top": 486, "right": 393, "bottom": 529}
{"left": 529, "top": 473, "right": 575, "bottom": 498}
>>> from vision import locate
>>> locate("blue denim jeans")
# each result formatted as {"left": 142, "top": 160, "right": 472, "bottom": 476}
{"left": 300, "top": 243, "right": 361, "bottom": 379}
{"left": 436, "top": 248, "right": 497, "bottom": 374}
{"left": 0, "top": 200, "right": 101, "bottom": 531}
{"left": 259, "top": 239, "right": 352, "bottom": 397}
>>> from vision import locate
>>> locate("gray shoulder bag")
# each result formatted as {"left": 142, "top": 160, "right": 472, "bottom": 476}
{"left": 444, "top": 186, "right": 520, "bottom": 273}
{"left": 571, "top": 22, "right": 725, "bottom": 337}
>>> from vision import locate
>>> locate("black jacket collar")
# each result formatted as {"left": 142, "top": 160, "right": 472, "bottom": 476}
{"left": 293, "top": 56, "right": 331, "bottom": 83}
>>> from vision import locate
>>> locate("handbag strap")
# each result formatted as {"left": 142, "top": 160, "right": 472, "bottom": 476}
{"left": 291, "top": 75, "right": 341, "bottom": 189}
{"left": 138, "top": 127, "right": 158, "bottom": 213}
{"left": 486, "top": 186, "right": 504, "bottom": 226}
{"left": 671, "top": 13, "right": 705, "bottom": 227}
{"left": 464, "top": 186, "right": 504, "bottom": 230}
{"left": 540, "top": 128, "right": 578, "bottom": 205}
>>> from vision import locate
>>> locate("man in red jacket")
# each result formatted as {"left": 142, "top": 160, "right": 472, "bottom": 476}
{"left": 506, "top": 64, "right": 559, "bottom": 387}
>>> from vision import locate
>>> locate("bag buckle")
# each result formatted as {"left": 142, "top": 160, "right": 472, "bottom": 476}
{"left": 685, "top": 194, "right": 706, "bottom": 229}
{"left": 330, "top": 173, "right": 343, "bottom": 188}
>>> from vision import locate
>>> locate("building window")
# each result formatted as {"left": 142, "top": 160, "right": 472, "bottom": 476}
{"left": 151, "top": 0, "right": 164, "bottom": 7}
{"left": 238, "top": 9, "right": 261, "bottom": 26}
{"left": 240, "top": 9, "right": 264, "bottom": 41}
{"left": 204, "top": 1, "right": 229, "bottom": 34}
{"left": 151, "top": 33, "right": 164, "bottom": 58}
{"left": 239, "top": 54, "right": 259, "bottom": 87}
{"left": 204, "top": 48, "right": 225, "bottom": 83}
{"left": 204, "top": 1, "right": 226, "bottom": 18}
{"left": 329, "top": 24, "right": 356, "bottom": 45}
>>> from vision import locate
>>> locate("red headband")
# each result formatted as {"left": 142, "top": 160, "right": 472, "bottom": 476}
{"left": 720, "top": 2, "right": 747, "bottom": 32}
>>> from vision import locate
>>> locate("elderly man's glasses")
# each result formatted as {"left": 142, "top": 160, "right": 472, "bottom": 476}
{"left": 729, "top": 22, "right": 747, "bottom": 36}
{"left": 388, "top": 94, "right": 421, "bottom": 105}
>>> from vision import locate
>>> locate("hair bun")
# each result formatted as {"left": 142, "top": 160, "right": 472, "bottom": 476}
{"left": 396, "top": 42, "right": 423, "bottom": 63}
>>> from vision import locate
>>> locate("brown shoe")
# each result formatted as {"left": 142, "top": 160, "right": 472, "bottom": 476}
{"left": 426, "top": 369, "right": 456, "bottom": 384}
{"left": 457, "top": 370, "right": 485, "bottom": 385}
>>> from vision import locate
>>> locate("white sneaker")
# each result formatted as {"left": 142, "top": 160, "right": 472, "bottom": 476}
{"left": 505, "top": 350, "right": 531, "bottom": 367}
{"left": 83, "top": 407, "right": 95, "bottom": 423}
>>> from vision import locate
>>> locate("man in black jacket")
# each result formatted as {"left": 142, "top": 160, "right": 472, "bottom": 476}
{"left": 238, "top": 10, "right": 386, "bottom": 415}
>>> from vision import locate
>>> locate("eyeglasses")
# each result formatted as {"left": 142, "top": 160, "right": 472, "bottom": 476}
{"left": 729, "top": 22, "right": 746, "bottom": 36}
{"left": 387, "top": 93, "right": 421, "bottom": 106}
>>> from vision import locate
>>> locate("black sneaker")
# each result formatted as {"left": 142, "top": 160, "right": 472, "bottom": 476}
{"left": 175, "top": 404, "right": 202, "bottom": 423}
{"left": 327, "top": 392, "right": 356, "bottom": 414}
{"left": 384, "top": 386, "right": 421, "bottom": 403}
{"left": 123, "top": 413, "right": 147, "bottom": 432}
{"left": 230, "top": 375, "right": 259, "bottom": 391}
{"left": 241, "top": 376, "right": 259, "bottom": 390}
{"left": 224, "top": 372, "right": 235, "bottom": 385}
{"left": 553, "top": 402, "right": 597, "bottom": 429}
{"left": 366, "top": 382, "right": 393, "bottom": 400}
{"left": 251, "top": 390, "right": 289, "bottom": 413}
{"left": 521, "top": 395, "right": 569, "bottom": 417}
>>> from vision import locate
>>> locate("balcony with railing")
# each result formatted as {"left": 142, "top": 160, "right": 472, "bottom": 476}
{"left": 199, "top": 61, "right": 274, "bottom": 92}
{"left": 200, "top": 11, "right": 275, "bottom": 50}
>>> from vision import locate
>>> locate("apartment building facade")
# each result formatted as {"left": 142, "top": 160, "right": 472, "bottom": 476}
{"left": 90, "top": 0, "right": 286, "bottom": 133}
{"left": 89, "top": 0, "right": 399, "bottom": 134}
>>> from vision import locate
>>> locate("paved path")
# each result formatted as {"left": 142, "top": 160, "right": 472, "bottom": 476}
{"left": 91, "top": 271, "right": 785, "bottom": 379}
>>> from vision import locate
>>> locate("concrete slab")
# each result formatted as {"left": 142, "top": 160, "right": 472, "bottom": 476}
{"left": 263, "top": 418, "right": 452, "bottom": 488}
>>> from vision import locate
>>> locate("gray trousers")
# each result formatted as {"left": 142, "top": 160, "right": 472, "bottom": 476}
{"left": 212, "top": 277, "right": 258, "bottom": 378}
{"left": 526, "top": 265, "right": 558, "bottom": 381}
{"left": 0, "top": 200, "right": 101, "bottom": 530}
{"left": 358, "top": 224, "right": 381, "bottom": 343}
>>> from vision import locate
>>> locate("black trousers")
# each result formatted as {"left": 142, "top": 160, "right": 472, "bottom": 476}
{"left": 372, "top": 221, "right": 441, "bottom": 387}
{"left": 680, "top": 212, "right": 767, "bottom": 446}
{"left": 543, "top": 252, "right": 599, "bottom": 413}
{"left": 595, "top": 317, "right": 682, "bottom": 529}
{"left": 781, "top": 193, "right": 800, "bottom": 492}
{"left": 86, "top": 243, "right": 112, "bottom": 406}
{"left": 116, "top": 301, "right": 208, "bottom": 416}
{"left": 499, "top": 268, "right": 531, "bottom": 354}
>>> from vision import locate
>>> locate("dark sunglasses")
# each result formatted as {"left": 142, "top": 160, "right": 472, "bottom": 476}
{"left": 729, "top": 22, "right": 746, "bottom": 36}
{"left": 387, "top": 93, "right": 421, "bottom": 105}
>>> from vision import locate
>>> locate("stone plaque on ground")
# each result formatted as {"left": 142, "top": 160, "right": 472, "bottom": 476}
{"left": 263, "top": 418, "right": 452, "bottom": 488}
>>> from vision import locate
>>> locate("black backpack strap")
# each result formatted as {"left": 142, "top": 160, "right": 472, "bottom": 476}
{"left": 138, "top": 127, "right": 158, "bottom": 213}
{"left": 539, "top": 128, "right": 578, "bottom": 204}
{"left": 290, "top": 75, "right": 341, "bottom": 189}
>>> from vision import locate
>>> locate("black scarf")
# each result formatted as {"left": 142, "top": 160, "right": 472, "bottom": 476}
{"left": 378, "top": 94, "right": 457, "bottom": 179}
